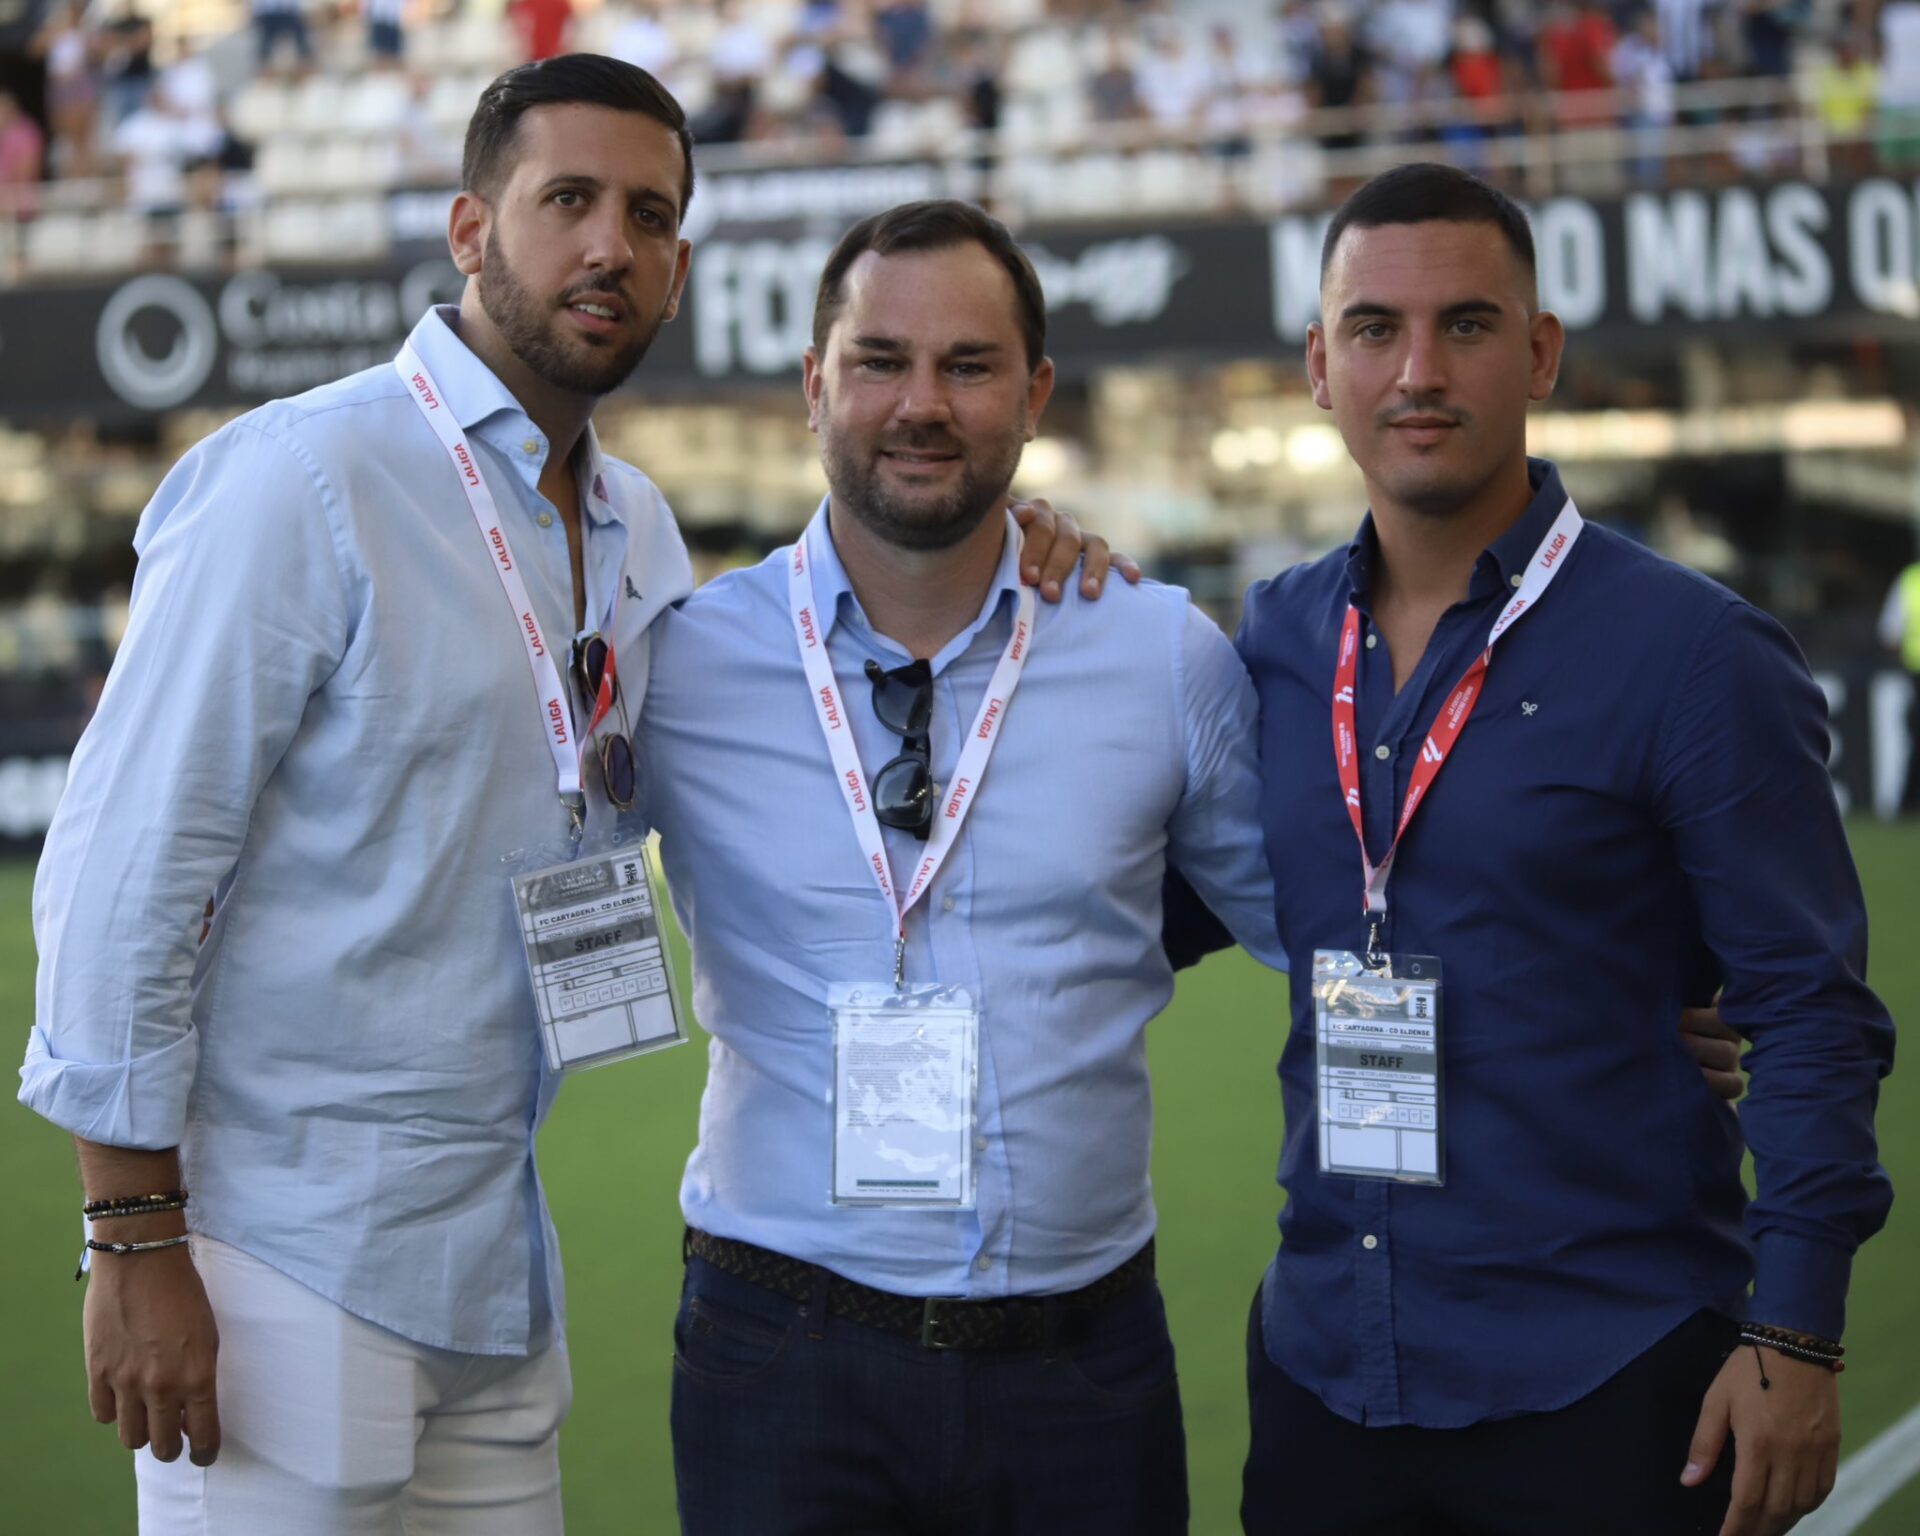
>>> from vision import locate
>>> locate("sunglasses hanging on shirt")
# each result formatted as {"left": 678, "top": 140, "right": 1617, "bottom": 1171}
{"left": 572, "top": 632, "right": 636, "bottom": 810}
{"left": 864, "top": 656, "right": 934, "bottom": 841}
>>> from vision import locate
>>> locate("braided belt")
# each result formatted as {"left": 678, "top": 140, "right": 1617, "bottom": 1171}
{"left": 684, "top": 1228, "right": 1155, "bottom": 1352}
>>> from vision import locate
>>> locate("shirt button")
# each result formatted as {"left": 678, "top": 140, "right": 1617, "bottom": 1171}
{"left": 1362, "top": 1234, "right": 1379, "bottom": 1251}
{"left": 1365, "top": 633, "right": 1378, "bottom": 650}
{"left": 1374, "top": 744, "right": 1391, "bottom": 761}
{"left": 975, "top": 1253, "right": 993, "bottom": 1272}
{"left": 536, "top": 512, "right": 553, "bottom": 528}
{"left": 941, "top": 895, "right": 956, "bottom": 913}
{"left": 974, "top": 1134, "right": 988, "bottom": 1151}
{"left": 523, "top": 438, "right": 540, "bottom": 455}
{"left": 1509, "top": 573, "right": 1523, "bottom": 589}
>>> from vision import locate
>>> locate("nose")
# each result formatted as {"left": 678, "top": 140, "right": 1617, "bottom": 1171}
{"left": 580, "top": 202, "right": 636, "bottom": 280}
{"left": 891, "top": 361, "right": 955, "bottom": 426}
{"left": 1395, "top": 326, "right": 1448, "bottom": 402}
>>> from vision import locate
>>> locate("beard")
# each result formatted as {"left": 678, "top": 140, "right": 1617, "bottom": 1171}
{"left": 818, "top": 396, "right": 1030, "bottom": 553}
{"left": 478, "top": 228, "right": 665, "bottom": 398}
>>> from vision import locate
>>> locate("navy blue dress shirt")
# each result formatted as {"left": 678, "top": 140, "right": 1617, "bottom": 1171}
{"left": 1233, "top": 458, "right": 1893, "bottom": 1429}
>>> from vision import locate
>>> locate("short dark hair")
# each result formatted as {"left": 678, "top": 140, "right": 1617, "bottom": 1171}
{"left": 813, "top": 200, "right": 1048, "bottom": 371}
{"left": 462, "top": 54, "right": 695, "bottom": 219}
{"left": 1321, "top": 162, "right": 1535, "bottom": 289}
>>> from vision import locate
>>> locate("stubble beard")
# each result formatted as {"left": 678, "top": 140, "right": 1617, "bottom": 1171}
{"left": 819, "top": 394, "right": 1030, "bottom": 554}
{"left": 479, "top": 227, "right": 664, "bottom": 399}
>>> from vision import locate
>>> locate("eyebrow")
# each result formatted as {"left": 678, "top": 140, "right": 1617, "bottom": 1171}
{"left": 846, "top": 336, "right": 1006, "bottom": 357}
{"left": 1338, "top": 299, "right": 1506, "bottom": 322}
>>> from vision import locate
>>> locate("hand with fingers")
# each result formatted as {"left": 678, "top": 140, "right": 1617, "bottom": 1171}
{"left": 1009, "top": 497, "right": 1142, "bottom": 602}
{"left": 1682, "top": 1342, "right": 1841, "bottom": 1536}
{"left": 85, "top": 1242, "right": 222, "bottom": 1468}
{"left": 1681, "top": 1005, "right": 1746, "bottom": 1102}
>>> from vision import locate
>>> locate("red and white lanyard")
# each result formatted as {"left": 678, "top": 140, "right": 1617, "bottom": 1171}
{"left": 1334, "top": 498, "right": 1584, "bottom": 926}
{"left": 789, "top": 509, "right": 1034, "bottom": 986}
{"left": 396, "top": 343, "right": 618, "bottom": 827}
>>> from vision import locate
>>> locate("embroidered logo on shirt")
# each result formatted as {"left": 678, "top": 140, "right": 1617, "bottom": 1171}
{"left": 1521, "top": 701, "right": 1539, "bottom": 716}
{"left": 625, "top": 575, "right": 641, "bottom": 602}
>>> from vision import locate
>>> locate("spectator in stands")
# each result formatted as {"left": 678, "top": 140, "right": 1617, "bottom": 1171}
{"left": 1656, "top": 0, "right": 1716, "bottom": 82}
{"left": 1613, "top": 6, "right": 1677, "bottom": 182}
{"left": 1306, "top": 10, "right": 1371, "bottom": 154}
{"left": 509, "top": 0, "right": 575, "bottom": 64}
{"left": 1536, "top": 0, "right": 1617, "bottom": 126}
{"left": 1088, "top": 27, "right": 1145, "bottom": 123}
{"left": 1366, "top": 0, "right": 1454, "bottom": 108}
{"left": 0, "top": 89, "right": 46, "bottom": 219}
{"left": 1813, "top": 26, "right": 1878, "bottom": 174}
{"left": 1740, "top": 0, "right": 1799, "bottom": 79}
{"left": 873, "top": 0, "right": 935, "bottom": 89}
{"left": 29, "top": 0, "right": 98, "bottom": 179}
{"left": 1135, "top": 22, "right": 1209, "bottom": 129}
{"left": 95, "top": 5, "right": 156, "bottom": 131}
{"left": 364, "top": 0, "right": 408, "bottom": 72}
{"left": 1879, "top": 555, "right": 1920, "bottom": 813}
{"left": 250, "top": 0, "right": 314, "bottom": 75}
{"left": 112, "top": 76, "right": 220, "bottom": 220}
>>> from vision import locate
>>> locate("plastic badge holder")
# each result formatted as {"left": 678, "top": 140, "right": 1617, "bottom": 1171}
{"left": 829, "top": 983, "right": 978, "bottom": 1209}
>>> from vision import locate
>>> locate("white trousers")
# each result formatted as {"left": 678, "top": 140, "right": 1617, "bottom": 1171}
{"left": 136, "top": 1235, "right": 571, "bottom": 1536}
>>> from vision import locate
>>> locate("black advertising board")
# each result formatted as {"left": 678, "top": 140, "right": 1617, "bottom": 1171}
{"left": 6, "top": 177, "right": 1920, "bottom": 422}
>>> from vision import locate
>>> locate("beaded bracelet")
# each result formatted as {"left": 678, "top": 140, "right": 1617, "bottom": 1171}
{"left": 85, "top": 1195, "right": 188, "bottom": 1220}
{"left": 1739, "top": 1322, "right": 1845, "bottom": 1382}
{"left": 82, "top": 1190, "right": 189, "bottom": 1219}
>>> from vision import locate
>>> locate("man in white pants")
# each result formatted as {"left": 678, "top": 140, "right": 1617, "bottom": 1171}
{"left": 21, "top": 56, "right": 1100, "bottom": 1535}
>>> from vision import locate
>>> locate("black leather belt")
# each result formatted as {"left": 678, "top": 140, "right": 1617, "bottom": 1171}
{"left": 683, "top": 1228, "right": 1155, "bottom": 1352}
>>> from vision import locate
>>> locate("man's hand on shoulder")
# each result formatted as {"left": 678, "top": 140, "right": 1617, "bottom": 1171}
{"left": 1683, "top": 1343, "right": 1840, "bottom": 1536}
{"left": 1010, "top": 497, "right": 1142, "bottom": 602}
{"left": 85, "top": 1240, "right": 222, "bottom": 1466}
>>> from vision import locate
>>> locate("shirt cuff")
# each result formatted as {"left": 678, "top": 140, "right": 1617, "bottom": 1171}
{"left": 16, "top": 1022, "right": 199, "bottom": 1150}
{"left": 1748, "top": 1231, "right": 1855, "bottom": 1342}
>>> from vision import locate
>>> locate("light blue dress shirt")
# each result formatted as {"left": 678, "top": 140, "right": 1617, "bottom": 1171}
{"left": 21, "top": 307, "right": 692, "bottom": 1354}
{"left": 640, "top": 504, "right": 1284, "bottom": 1299}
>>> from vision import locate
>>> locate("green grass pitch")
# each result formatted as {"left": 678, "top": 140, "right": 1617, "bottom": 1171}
{"left": 4, "top": 824, "right": 1917, "bottom": 1534}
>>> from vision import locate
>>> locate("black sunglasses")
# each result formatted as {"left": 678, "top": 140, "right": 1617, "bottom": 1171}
{"left": 572, "top": 632, "right": 636, "bottom": 810}
{"left": 864, "top": 657, "right": 934, "bottom": 841}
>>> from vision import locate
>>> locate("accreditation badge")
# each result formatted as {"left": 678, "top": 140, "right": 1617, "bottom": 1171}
{"left": 1312, "top": 949, "right": 1444, "bottom": 1186}
{"left": 829, "top": 983, "right": 978, "bottom": 1209}
{"left": 510, "top": 833, "right": 688, "bottom": 1074}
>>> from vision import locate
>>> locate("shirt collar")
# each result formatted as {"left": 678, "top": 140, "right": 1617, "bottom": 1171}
{"left": 402, "top": 305, "right": 624, "bottom": 531}
{"left": 802, "top": 496, "right": 1025, "bottom": 667}
{"left": 1343, "top": 456, "right": 1569, "bottom": 608}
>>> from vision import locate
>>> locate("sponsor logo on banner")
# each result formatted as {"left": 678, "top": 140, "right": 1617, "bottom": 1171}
{"left": 94, "top": 274, "right": 220, "bottom": 411}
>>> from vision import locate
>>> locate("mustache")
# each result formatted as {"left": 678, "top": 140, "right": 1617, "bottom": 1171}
{"left": 879, "top": 430, "right": 964, "bottom": 453}
{"left": 556, "top": 284, "right": 628, "bottom": 315}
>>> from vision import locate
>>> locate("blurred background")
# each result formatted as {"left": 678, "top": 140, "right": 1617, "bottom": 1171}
{"left": 1, "top": 0, "right": 1918, "bottom": 1532}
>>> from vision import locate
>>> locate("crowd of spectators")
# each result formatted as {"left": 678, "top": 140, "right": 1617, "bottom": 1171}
{"left": 3, "top": 0, "right": 1920, "bottom": 228}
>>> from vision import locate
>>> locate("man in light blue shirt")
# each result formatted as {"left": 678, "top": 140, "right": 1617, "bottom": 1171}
{"left": 645, "top": 200, "right": 1284, "bottom": 1534}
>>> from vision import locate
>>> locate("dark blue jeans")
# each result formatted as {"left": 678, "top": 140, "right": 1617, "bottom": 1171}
{"left": 670, "top": 1253, "right": 1189, "bottom": 1535}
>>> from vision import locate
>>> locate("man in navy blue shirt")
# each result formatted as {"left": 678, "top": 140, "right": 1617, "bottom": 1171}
{"left": 1226, "top": 165, "right": 1894, "bottom": 1536}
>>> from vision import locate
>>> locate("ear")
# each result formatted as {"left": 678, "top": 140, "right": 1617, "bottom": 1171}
{"left": 1527, "top": 309, "right": 1566, "bottom": 403}
{"left": 1305, "top": 321, "right": 1332, "bottom": 411}
{"left": 448, "top": 189, "right": 489, "bottom": 277}
{"left": 1023, "top": 356, "right": 1057, "bottom": 440}
{"left": 661, "top": 239, "right": 693, "bottom": 323}
{"left": 802, "top": 346, "right": 824, "bottom": 434}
